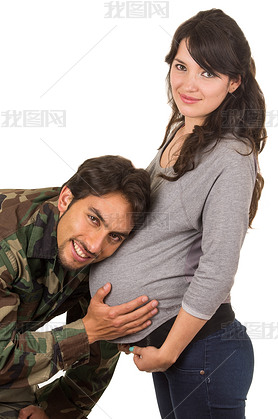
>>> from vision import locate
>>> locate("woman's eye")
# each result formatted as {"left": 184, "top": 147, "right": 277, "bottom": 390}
{"left": 175, "top": 64, "right": 186, "bottom": 71}
{"left": 202, "top": 71, "right": 214, "bottom": 78}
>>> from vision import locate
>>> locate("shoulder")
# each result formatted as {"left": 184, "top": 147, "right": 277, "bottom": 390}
{"left": 0, "top": 187, "right": 60, "bottom": 240}
{"left": 216, "top": 134, "right": 253, "bottom": 154}
{"left": 0, "top": 187, "right": 60, "bottom": 207}
{"left": 202, "top": 135, "right": 256, "bottom": 173}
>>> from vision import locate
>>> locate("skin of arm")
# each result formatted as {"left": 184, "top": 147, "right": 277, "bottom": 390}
{"left": 129, "top": 308, "right": 206, "bottom": 372}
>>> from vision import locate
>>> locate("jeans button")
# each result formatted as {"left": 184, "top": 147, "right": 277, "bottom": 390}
{"left": 200, "top": 370, "right": 205, "bottom": 375}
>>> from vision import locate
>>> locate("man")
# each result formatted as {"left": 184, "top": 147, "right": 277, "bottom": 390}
{"left": 0, "top": 155, "right": 158, "bottom": 418}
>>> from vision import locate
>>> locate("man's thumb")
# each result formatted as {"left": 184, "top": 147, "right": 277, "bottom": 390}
{"left": 18, "top": 406, "right": 32, "bottom": 419}
{"left": 94, "top": 283, "right": 111, "bottom": 302}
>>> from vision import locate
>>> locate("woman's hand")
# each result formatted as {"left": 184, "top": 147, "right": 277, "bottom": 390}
{"left": 129, "top": 346, "right": 174, "bottom": 372}
{"left": 126, "top": 309, "right": 206, "bottom": 373}
{"left": 18, "top": 405, "right": 50, "bottom": 419}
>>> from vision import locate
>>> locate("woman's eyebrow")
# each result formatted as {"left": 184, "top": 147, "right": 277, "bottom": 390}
{"left": 174, "top": 57, "right": 186, "bottom": 64}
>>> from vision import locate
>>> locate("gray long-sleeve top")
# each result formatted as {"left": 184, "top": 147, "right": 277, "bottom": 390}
{"left": 89, "top": 135, "right": 256, "bottom": 343}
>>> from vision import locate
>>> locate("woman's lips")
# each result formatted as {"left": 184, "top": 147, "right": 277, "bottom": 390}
{"left": 180, "top": 94, "right": 201, "bottom": 104}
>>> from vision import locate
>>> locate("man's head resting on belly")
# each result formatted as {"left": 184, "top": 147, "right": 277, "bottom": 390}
{"left": 57, "top": 155, "right": 150, "bottom": 270}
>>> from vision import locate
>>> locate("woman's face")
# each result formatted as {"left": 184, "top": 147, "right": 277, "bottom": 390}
{"left": 170, "top": 40, "right": 240, "bottom": 129}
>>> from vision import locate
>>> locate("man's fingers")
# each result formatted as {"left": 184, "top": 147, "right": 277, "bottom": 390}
{"left": 92, "top": 283, "right": 111, "bottom": 303}
{"left": 115, "top": 297, "right": 158, "bottom": 317}
{"left": 19, "top": 405, "right": 49, "bottom": 419}
{"left": 120, "top": 319, "right": 152, "bottom": 336}
{"left": 18, "top": 406, "right": 30, "bottom": 418}
{"left": 18, "top": 405, "right": 34, "bottom": 418}
{"left": 118, "top": 344, "right": 130, "bottom": 354}
{"left": 121, "top": 300, "right": 158, "bottom": 325}
{"left": 106, "top": 300, "right": 158, "bottom": 337}
{"left": 120, "top": 307, "right": 158, "bottom": 332}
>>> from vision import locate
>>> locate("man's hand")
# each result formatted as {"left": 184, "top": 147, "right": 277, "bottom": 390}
{"left": 18, "top": 405, "right": 50, "bottom": 419}
{"left": 118, "top": 343, "right": 131, "bottom": 354}
{"left": 82, "top": 283, "right": 158, "bottom": 343}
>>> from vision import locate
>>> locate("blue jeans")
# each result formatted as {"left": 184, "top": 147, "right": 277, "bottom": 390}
{"left": 152, "top": 320, "right": 254, "bottom": 419}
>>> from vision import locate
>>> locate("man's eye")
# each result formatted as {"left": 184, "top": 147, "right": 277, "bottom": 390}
{"left": 88, "top": 215, "right": 99, "bottom": 225}
{"left": 109, "top": 233, "right": 122, "bottom": 243}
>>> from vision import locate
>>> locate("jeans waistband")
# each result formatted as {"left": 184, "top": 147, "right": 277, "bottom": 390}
{"left": 132, "top": 303, "right": 235, "bottom": 348}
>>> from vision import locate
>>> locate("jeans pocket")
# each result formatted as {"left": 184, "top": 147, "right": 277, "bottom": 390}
{"left": 170, "top": 338, "right": 206, "bottom": 372}
{"left": 169, "top": 365, "right": 208, "bottom": 389}
{"left": 165, "top": 366, "right": 210, "bottom": 414}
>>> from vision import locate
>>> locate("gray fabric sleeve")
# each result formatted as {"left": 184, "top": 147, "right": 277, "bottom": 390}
{"left": 182, "top": 150, "right": 256, "bottom": 319}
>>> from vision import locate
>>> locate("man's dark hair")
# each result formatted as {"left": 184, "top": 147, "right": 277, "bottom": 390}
{"left": 63, "top": 155, "right": 151, "bottom": 229}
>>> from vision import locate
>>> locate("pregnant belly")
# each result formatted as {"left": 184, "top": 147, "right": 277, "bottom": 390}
{"left": 89, "top": 262, "right": 190, "bottom": 343}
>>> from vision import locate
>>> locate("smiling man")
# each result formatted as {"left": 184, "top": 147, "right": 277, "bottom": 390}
{"left": 56, "top": 188, "right": 134, "bottom": 269}
{"left": 0, "top": 155, "right": 157, "bottom": 419}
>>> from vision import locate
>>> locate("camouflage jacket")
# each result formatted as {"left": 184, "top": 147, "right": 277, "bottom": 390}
{"left": 0, "top": 188, "right": 119, "bottom": 418}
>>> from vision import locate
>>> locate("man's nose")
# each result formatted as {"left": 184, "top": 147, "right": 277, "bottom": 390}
{"left": 86, "top": 232, "right": 105, "bottom": 255}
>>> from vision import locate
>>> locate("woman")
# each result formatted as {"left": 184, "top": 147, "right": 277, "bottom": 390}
{"left": 90, "top": 9, "right": 266, "bottom": 418}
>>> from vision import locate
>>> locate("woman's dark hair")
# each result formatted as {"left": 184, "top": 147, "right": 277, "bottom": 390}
{"left": 63, "top": 155, "right": 151, "bottom": 229}
{"left": 160, "top": 8, "right": 266, "bottom": 226}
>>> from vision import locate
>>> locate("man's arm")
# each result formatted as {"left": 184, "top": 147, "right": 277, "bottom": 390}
{"left": 0, "top": 274, "right": 90, "bottom": 388}
{"left": 0, "top": 245, "right": 157, "bottom": 390}
{"left": 37, "top": 284, "right": 158, "bottom": 418}
{"left": 37, "top": 341, "right": 119, "bottom": 419}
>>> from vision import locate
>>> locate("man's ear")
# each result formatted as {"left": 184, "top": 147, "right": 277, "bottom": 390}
{"left": 58, "top": 186, "right": 74, "bottom": 215}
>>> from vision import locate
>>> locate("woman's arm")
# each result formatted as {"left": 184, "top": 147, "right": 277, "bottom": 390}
{"left": 130, "top": 308, "right": 206, "bottom": 372}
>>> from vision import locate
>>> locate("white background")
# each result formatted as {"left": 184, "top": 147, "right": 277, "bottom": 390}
{"left": 0, "top": 1, "right": 277, "bottom": 418}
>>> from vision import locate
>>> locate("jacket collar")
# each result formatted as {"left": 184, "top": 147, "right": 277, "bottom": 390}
{"left": 27, "top": 198, "right": 60, "bottom": 260}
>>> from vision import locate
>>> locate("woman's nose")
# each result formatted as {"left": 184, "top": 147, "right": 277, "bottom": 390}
{"left": 183, "top": 73, "right": 198, "bottom": 92}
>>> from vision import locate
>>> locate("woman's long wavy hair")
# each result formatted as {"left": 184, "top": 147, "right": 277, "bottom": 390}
{"left": 160, "top": 9, "right": 266, "bottom": 226}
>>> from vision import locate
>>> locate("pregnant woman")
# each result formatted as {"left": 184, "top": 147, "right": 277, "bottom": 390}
{"left": 90, "top": 9, "right": 266, "bottom": 418}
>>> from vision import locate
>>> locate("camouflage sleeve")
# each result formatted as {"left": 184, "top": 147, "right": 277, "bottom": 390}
{"left": 37, "top": 299, "right": 120, "bottom": 418}
{"left": 0, "top": 253, "right": 90, "bottom": 388}
{"left": 37, "top": 341, "right": 120, "bottom": 419}
{"left": 36, "top": 297, "right": 120, "bottom": 418}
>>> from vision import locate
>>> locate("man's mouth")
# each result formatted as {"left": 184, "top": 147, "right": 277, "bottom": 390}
{"left": 72, "top": 240, "right": 93, "bottom": 261}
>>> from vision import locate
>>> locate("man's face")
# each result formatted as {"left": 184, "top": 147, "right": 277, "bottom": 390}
{"left": 57, "top": 187, "right": 134, "bottom": 270}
